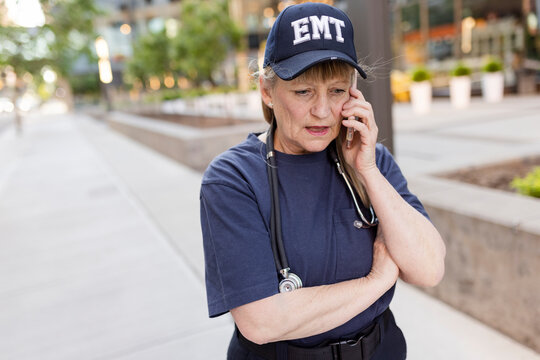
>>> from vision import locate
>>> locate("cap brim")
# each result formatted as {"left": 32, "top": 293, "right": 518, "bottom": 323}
{"left": 271, "top": 50, "right": 367, "bottom": 81}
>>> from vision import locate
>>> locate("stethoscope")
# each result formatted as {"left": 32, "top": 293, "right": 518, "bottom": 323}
{"left": 266, "top": 122, "right": 378, "bottom": 293}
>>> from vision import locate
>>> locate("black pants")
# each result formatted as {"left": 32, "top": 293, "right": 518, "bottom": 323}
{"left": 227, "top": 310, "right": 407, "bottom": 360}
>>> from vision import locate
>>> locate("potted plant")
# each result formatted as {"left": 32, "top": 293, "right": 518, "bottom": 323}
{"left": 409, "top": 67, "right": 432, "bottom": 114}
{"left": 449, "top": 62, "right": 472, "bottom": 109}
{"left": 482, "top": 57, "right": 504, "bottom": 103}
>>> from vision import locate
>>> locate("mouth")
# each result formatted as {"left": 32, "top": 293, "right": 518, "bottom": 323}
{"left": 306, "top": 126, "right": 330, "bottom": 136}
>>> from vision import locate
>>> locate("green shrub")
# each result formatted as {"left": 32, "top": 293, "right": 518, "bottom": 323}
{"left": 451, "top": 62, "right": 472, "bottom": 77}
{"left": 158, "top": 86, "right": 237, "bottom": 102}
{"left": 161, "top": 89, "right": 184, "bottom": 101}
{"left": 69, "top": 73, "right": 100, "bottom": 95}
{"left": 510, "top": 167, "right": 540, "bottom": 198}
{"left": 482, "top": 58, "right": 503, "bottom": 73}
{"left": 411, "top": 67, "right": 431, "bottom": 82}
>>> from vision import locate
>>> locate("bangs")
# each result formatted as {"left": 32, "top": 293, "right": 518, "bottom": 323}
{"left": 296, "top": 61, "right": 355, "bottom": 83}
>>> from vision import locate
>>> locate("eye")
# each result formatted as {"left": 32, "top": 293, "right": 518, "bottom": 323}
{"left": 294, "top": 89, "right": 310, "bottom": 95}
{"left": 332, "top": 88, "right": 346, "bottom": 94}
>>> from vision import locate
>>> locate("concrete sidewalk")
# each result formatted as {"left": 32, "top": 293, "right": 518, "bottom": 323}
{"left": 393, "top": 95, "right": 540, "bottom": 177}
{"left": 0, "top": 115, "right": 230, "bottom": 360}
{"left": 0, "top": 95, "right": 538, "bottom": 359}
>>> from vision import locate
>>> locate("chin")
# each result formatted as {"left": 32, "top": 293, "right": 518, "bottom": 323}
{"left": 302, "top": 138, "right": 333, "bottom": 153}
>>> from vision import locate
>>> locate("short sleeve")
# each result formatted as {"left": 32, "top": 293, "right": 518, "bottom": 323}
{"left": 375, "top": 144, "right": 430, "bottom": 220}
{"left": 200, "top": 182, "right": 279, "bottom": 318}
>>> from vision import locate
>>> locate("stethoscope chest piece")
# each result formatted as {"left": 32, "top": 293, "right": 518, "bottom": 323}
{"left": 279, "top": 270, "right": 303, "bottom": 293}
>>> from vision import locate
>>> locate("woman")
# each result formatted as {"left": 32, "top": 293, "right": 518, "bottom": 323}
{"left": 200, "top": 2, "right": 446, "bottom": 359}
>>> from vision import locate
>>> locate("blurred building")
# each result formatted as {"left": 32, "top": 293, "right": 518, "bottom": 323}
{"left": 90, "top": 0, "right": 182, "bottom": 87}
{"left": 390, "top": 0, "right": 539, "bottom": 92}
{"left": 87, "top": 0, "right": 538, "bottom": 93}
{"left": 91, "top": 0, "right": 343, "bottom": 90}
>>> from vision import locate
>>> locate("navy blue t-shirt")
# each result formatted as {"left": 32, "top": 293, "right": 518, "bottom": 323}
{"left": 200, "top": 133, "right": 429, "bottom": 347}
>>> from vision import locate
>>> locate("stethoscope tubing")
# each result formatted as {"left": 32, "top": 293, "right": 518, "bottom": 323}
{"left": 265, "top": 122, "right": 378, "bottom": 292}
{"left": 266, "top": 122, "right": 289, "bottom": 272}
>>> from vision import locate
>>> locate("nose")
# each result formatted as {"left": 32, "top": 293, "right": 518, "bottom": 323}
{"left": 310, "top": 94, "right": 331, "bottom": 119}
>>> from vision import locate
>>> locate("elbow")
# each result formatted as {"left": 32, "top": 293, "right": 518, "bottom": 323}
{"left": 421, "top": 234, "right": 446, "bottom": 288}
{"left": 425, "top": 263, "right": 445, "bottom": 287}
{"left": 420, "top": 249, "right": 446, "bottom": 288}
{"left": 236, "top": 321, "right": 274, "bottom": 345}
{"left": 401, "top": 248, "right": 446, "bottom": 288}
{"left": 232, "top": 307, "right": 278, "bottom": 345}
{"left": 231, "top": 295, "right": 288, "bottom": 345}
{"left": 431, "top": 239, "right": 446, "bottom": 286}
{"left": 402, "top": 265, "right": 444, "bottom": 288}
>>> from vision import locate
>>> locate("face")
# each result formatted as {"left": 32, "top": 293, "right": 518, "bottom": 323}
{"left": 262, "top": 75, "right": 352, "bottom": 155}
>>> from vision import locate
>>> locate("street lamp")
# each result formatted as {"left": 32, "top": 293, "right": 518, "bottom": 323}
{"left": 461, "top": 16, "right": 476, "bottom": 54}
{"left": 95, "top": 36, "right": 113, "bottom": 111}
{"left": 95, "top": 36, "right": 113, "bottom": 84}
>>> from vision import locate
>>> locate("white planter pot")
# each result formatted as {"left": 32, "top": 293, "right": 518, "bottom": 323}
{"left": 410, "top": 81, "right": 432, "bottom": 114}
{"left": 450, "top": 76, "right": 471, "bottom": 109}
{"left": 482, "top": 72, "right": 504, "bottom": 103}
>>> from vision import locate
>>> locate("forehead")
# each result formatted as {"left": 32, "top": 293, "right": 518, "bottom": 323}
{"left": 280, "top": 73, "right": 352, "bottom": 87}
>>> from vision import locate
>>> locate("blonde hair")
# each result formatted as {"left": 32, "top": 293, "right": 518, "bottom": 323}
{"left": 259, "top": 61, "right": 371, "bottom": 207}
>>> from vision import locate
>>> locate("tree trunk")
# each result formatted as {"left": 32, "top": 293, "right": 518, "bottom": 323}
{"left": 420, "top": 0, "right": 430, "bottom": 63}
{"left": 57, "top": 77, "right": 75, "bottom": 112}
{"left": 10, "top": 93, "right": 22, "bottom": 136}
{"left": 454, "top": 0, "right": 463, "bottom": 59}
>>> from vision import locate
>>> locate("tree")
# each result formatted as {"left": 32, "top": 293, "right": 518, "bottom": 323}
{"left": 125, "top": 0, "right": 242, "bottom": 90}
{"left": 172, "top": 0, "right": 243, "bottom": 86}
{"left": 0, "top": 0, "right": 100, "bottom": 133}
{"left": 126, "top": 29, "right": 174, "bottom": 89}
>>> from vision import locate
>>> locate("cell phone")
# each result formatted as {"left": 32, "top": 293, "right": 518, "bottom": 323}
{"left": 345, "top": 70, "right": 359, "bottom": 149}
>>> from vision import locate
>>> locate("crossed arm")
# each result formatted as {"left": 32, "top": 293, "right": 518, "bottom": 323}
{"left": 232, "top": 182, "right": 445, "bottom": 345}
{"left": 231, "top": 235, "right": 399, "bottom": 345}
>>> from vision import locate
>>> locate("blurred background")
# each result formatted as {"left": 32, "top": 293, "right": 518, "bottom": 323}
{"left": 0, "top": 0, "right": 538, "bottom": 116}
{"left": 0, "top": 0, "right": 539, "bottom": 359}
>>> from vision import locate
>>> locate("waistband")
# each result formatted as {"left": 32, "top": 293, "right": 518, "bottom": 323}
{"left": 236, "top": 307, "right": 393, "bottom": 360}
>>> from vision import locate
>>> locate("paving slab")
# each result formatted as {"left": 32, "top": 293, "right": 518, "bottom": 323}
{"left": 76, "top": 116, "right": 207, "bottom": 281}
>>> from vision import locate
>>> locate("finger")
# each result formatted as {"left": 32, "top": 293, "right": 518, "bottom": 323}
{"left": 341, "top": 108, "right": 372, "bottom": 125}
{"left": 342, "top": 106, "right": 376, "bottom": 130}
{"left": 342, "top": 99, "right": 372, "bottom": 112}
{"left": 341, "top": 106, "right": 370, "bottom": 118}
{"left": 342, "top": 118, "right": 370, "bottom": 139}
{"left": 350, "top": 86, "right": 366, "bottom": 102}
{"left": 342, "top": 118, "right": 377, "bottom": 144}
{"left": 342, "top": 99, "right": 371, "bottom": 110}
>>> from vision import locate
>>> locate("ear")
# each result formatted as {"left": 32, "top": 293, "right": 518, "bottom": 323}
{"left": 259, "top": 76, "right": 273, "bottom": 107}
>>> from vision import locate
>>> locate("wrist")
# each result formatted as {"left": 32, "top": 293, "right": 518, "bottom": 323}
{"left": 353, "top": 165, "right": 381, "bottom": 184}
{"left": 365, "top": 270, "right": 396, "bottom": 294}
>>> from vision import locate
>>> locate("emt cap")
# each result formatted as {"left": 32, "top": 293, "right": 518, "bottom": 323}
{"left": 263, "top": 2, "right": 367, "bottom": 81}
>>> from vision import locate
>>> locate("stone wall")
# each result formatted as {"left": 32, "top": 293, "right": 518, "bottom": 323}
{"left": 409, "top": 176, "right": 540, "bottom": 352}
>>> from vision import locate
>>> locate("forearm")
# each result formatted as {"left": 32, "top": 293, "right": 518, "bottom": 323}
{"left": 232, "top": 275, "right": 393, "bottom": 344}
{"left": 359, "top": 168, "right": 446, "bottom": 287}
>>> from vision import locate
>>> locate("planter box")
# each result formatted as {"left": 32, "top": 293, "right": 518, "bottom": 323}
{"left": 449, "top": 76, "right": 471, "bottom": 109}
{"left": 482, "top": 72, "right": 504, "bottom": 103}
{"left": 409, "top": 175, "right": 540, "bottom": 353}
{"left": 410, "top": 81, "right": 432, "bottom": 114}
{"left": 105, "top": 111, "right": 267, "bottom": 172}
